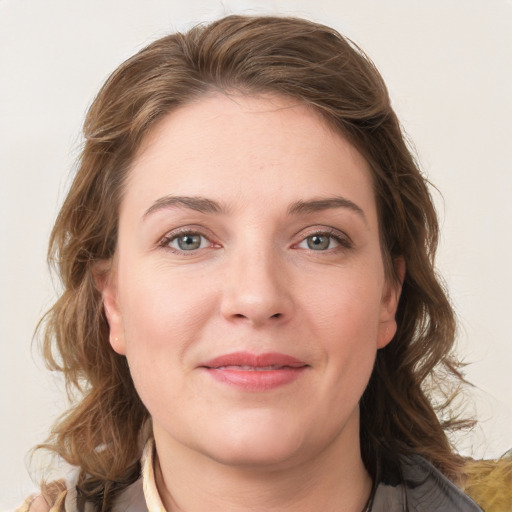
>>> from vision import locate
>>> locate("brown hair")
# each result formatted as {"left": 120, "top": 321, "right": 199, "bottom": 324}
{"left": 38, "top": 14, "right": 471, "bottom": 510}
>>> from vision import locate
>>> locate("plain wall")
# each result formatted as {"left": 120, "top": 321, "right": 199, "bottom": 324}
{"left": 1, "top": 0, "right": 511, "bottom": 508}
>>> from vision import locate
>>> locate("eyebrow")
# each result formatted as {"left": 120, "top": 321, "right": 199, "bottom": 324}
{"left": 287, "top": 197, "right": 367, "bottom": 224}
{"left": 143, "top": 195, "right": 228, "bottom": 218}
{"left": 143, "top": 194, "right": 367, "bottom": 223}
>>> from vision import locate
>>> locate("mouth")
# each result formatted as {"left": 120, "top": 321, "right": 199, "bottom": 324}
{"left": 198, "top": 352, "right": 309, "bottom": 391}
{"left": 214, "top": 364, "right": 300, "bottom": 371}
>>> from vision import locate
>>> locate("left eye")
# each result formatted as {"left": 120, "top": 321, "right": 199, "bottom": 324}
{"left": 298, "top": 234, "right": 340, "bottom": 251}
{"left": 167, "top": 233, "right": 210, "bottom": 251}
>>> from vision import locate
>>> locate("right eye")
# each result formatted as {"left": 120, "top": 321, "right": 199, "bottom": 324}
{"left": 165, "top": 232, "right": 211, "bottom": 252}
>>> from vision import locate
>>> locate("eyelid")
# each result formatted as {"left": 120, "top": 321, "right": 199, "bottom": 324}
{"left": 293, "top": 226, "right": 353, "bottom": 250}
{"left": 156, "top": 224, "right": 352, "bottom": 253}
{"left": 158, "top": 226, "right": 220, "bottom": 253}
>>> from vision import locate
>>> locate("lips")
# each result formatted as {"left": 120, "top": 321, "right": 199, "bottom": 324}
{"left": 199, "top": 352, "right": 308, "bottom": 391}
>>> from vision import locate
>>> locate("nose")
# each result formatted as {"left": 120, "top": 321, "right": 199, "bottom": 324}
{"left": 220, "top": 244, "right": 294, "bottom": 327}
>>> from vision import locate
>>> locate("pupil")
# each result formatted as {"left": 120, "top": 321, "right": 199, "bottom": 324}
{"left": 308, "top": 235, "right": 329, "bottom": 250}
{"left": 178, "top": 234, "right": 201, "bottom": 250}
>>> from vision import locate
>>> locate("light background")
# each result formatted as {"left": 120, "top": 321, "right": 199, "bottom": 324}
{"left": 1, "top": 0, "right": 511, "bottom": 509}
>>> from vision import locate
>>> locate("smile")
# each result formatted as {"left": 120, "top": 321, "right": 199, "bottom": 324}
{"left": 215, "top": 365, "right": 295, "bottom": 371}
{"left": 199, "top": 352, "right": 309, "bottom": 391}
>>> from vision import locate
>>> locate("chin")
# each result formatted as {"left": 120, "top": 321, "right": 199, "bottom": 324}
{"left": 193, "top": 411, "right": 318, "bottom": 469}
{"left": 191, "top": 411, "right": 304, "bottom": 467}
{"left": 206, "top": 437, "right": 304, "bottom": 470}
{"left": 199, "top": 403, "right": 361, "bottom": 472}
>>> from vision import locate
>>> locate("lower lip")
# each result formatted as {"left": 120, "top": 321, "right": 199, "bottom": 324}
{"left": 204, "top": 367, "right": 307, "bottom": 391}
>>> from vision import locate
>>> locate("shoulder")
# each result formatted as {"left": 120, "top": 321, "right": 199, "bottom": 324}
{"left": 15, "top": 480, "right": 68, "bottom": 512}
{"left": 401, "top": 455, "right": 483, "bottom": 511}
{"left": 16, "top": 477, "right": 146, "bottom": 512}
{"left": 372, "top": 454, "right": 483, "bottom": 512}
{"left": 461, "top": 451, "right": 512, "bottom": 512}
{"left": 15, "top": 495, "right": 50, "bottom": 512}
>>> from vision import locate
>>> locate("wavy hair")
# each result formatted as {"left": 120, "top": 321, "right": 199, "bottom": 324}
{"left": 38, "top": 15, "right": 471, "bottom": 511}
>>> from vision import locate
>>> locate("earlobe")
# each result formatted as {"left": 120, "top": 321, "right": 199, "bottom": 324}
{"left": 377, "top": 257, "right": 405, "bottom": 349}
{"left": 92, "top": 259, "right": 126, "bottom": 356}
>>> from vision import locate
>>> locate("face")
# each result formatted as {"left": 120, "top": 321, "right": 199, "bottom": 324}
{"left": 100, "top": 93, "right": 401, "bottom": 471}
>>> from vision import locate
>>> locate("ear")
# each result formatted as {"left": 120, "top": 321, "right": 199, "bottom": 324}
{"left": 92, "top": 259, "right": 126, "bottom": 355}
{"left": 377, "top": 257, "right": 405, "bottom": 349}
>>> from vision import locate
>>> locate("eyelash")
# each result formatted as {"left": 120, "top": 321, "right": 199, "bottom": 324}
{"left": 158, "top": 227, "right": 353, "bottom": 254}
{"left": 294, "top": 228, "right": 353, "bottom": 252}
{"left": 158, "top": 228, "right": 217, "bottom": 254}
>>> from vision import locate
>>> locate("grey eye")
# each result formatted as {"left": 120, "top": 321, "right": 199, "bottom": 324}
{"left": 306, "top": 235, "right": 331, "bottom": 250}
{"left": 173, "top": 234, "right": 204, "bottom": 251}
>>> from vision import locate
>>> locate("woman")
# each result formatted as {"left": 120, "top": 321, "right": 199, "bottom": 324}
{"left": 18, "top": 14, "right": 499, "bottom": 512}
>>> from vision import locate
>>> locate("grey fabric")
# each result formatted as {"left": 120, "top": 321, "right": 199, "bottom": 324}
{"left": 59, "top": 452, "right": 482, "bottom": 511}
{"left": 372, "top": 455, "right": 482, "bottom": 512}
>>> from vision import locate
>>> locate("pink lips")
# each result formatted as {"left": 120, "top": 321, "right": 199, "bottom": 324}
{"left": 199, "top": 352, "right": 308, "bottom": 391}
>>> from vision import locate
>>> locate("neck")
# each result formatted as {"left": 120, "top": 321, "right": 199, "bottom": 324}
{"left": 152, "top": 415, "right": 372, "bottom": 512}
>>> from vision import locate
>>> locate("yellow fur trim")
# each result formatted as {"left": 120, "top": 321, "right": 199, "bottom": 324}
{"left": 462, "top": 452, "right": 512, "bottom": 512}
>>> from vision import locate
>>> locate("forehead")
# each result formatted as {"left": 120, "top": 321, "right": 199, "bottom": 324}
{"left": 123, "top": 93, "right": 377, "bottom": 222}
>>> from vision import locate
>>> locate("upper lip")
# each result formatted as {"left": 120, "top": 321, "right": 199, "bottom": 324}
{"left": 199, "top": 351, "right": 308, "bottom": 369}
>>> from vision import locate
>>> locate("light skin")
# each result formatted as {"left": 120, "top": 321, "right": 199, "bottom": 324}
{"left": 98, "top": 93, "right": 403, "bottom": 511}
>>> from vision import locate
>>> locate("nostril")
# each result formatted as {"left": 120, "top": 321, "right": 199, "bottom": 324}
{"left": 232, "top": 312, "right": 282, "bottom": 320}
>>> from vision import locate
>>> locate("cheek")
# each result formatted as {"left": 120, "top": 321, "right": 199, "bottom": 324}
{"left": 303, "top": 267, "right": 383, "bottom": 337}
{"left": 117, "top": 263, "right": 216, "bottom": 362}
{"left": 115, "top": 266, "right": 218, "bottom": 415}
{"left": 301, "top": 267, "right": 383, "bottom": 386}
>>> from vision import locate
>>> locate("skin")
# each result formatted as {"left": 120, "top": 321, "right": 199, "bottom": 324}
{"left": 99, "top": 93, "right": 402, "bottom": 511}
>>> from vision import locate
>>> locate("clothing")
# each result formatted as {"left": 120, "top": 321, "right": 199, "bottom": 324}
{"left": 17, "top": 439, "right": 482, "bottom": 512}
{"left": 370, "top": 453, "right": 482, "bottom": 511}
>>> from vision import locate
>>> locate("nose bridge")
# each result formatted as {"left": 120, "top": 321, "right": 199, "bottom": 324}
{"left": 220, "top": 233, "right": 293, "bottom": 325}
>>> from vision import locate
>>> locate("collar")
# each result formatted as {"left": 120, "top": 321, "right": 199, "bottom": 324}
{"left": 137, "top": 440, "right": 482, "bottom": 512}
{"left": 141, "top": 438, "right": 166, "bottom": 512}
